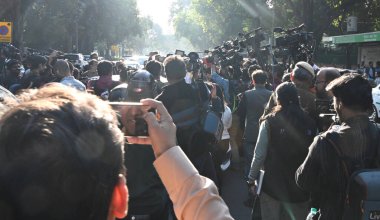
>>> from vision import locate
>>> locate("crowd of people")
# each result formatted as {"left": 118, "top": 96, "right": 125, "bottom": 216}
{"left": 0, "top": 45, "right": 379, "bottom": 220}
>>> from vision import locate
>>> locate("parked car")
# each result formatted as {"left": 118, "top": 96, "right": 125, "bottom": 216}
{"left": 83, "top": 55, "right": 91, "bottom": 61}
{"left": 64, "top": 53, "right": 87, "bottom": 69}
{"left": 123, "top": 60, "right": 141, "bottom": 69}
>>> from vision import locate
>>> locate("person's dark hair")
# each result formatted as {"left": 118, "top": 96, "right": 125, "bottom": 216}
{"left": 29, "top": 55, "right": 47, "bottom": 70}
{"left": 6, "top": 59, "right": 20, "bottom": 69}
{"left": 262, "top": 82, "right": 311, "bottom": 129}
{"left": 275, "top": 82, "right": 300, "bottom": 109}
{"left": 324, "top": 68, "right": 341, "bottom": 83}
{"left": 163, "top": 55, "right": 186, "bottom": 81}
{"left": 119, "top": 68, "right": 129, "bottom": 82}
{"left": 326, "top": 73, "right": 373, "bottom": 112}
{"left": 251, "top": 70, "right": 267, "bottom": 84}
{"left": 145, "top": 60, "right": 162, "bottom": 80}
{"left": 248, "top": 65, "right": 261, "bottom": 75}
{"left": 89, "top": 59, "right": 98, "bottom": 66}
{"left": 67, "top": 61, "right": 74, "bottom": 73}
{"left": 0, "top": 84, "right": 125, "bottom": 220}
{"left": 97, "top": 60, "right": 113, "bottom": 76}
{"left": 282, "top": 73, "right": 291, "bottom": 82}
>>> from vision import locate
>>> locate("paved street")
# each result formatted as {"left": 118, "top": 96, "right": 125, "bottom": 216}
{"left": 221, "top": 162, "right": 252, "bottom": 220}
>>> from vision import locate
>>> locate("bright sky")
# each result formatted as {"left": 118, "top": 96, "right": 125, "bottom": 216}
{"left": 137, "top": 0, "right": 175, "bottom": 35}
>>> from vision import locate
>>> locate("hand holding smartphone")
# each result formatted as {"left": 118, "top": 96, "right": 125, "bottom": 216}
{"left": 115, "top": 99, "right": 177, "bottom": 158}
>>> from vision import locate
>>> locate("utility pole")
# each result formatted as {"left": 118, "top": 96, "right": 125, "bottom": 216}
{"left": 74, "top": 0, "right": 80, "bottom": 53}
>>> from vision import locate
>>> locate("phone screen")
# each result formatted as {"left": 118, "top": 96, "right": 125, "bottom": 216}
{"left": 109, "top": 102, "right": 150, "bottom": 137}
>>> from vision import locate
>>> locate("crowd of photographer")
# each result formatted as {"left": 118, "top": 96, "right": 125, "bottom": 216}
{"left": 1, "top": 38, "right": 380, "bottom": 220}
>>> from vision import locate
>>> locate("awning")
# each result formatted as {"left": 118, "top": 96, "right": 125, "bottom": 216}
{"left": 332, "top": 31, "right": 380, "bottom": 44}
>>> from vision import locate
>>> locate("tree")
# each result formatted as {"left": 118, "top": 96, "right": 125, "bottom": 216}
{"left": 1, "top": 0, "right": 145, "bottom": 53}
{"left": 171, "top": 0, "right": 380, "bottom": 51}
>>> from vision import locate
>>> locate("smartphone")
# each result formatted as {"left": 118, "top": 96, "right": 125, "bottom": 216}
{"left": 109, "top": 102, "right": 150, "bottom": 137}
{"left": 175, "top": 49, "right": 185, "bottom": 57}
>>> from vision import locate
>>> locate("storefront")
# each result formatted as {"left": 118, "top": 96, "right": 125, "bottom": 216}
{"left": 331, "top": 31, "right": 380, "bottom": 68}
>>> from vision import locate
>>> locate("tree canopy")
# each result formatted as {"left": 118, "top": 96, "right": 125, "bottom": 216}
{"left": 171, "top": 0, "right": 380, "bottom": 50}
{"left": 1, "top": 0, "right": 145, "bottom": 53}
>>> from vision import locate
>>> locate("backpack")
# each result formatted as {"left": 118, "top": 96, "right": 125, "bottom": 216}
{"left": 326, "top": 123, "right": 380, "bottom": 220}
{"left": 170, "top": 81, "right": 223, "bottom": 158}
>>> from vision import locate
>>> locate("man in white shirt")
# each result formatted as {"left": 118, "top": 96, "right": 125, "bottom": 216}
{"left": 54, "top": 59, "right": 86, "bottom": 91}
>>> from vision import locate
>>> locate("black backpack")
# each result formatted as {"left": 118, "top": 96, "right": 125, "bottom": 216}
{"left": 326, "top": 123, "right": 380, "bottom": 220}
{"left": 170, "top": 81, "right": 223, "bottom": 158}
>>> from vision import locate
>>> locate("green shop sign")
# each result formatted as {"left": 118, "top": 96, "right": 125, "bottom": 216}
{"left": 332, "top": 32, "right": 380, "bottom": 44}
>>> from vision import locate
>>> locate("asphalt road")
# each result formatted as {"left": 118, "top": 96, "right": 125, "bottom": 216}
{"left": 220, "top": 162, "right": 252, "bottom": 220}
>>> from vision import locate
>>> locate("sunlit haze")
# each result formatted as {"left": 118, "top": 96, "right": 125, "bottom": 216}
{"left": 137, "top": 0, "right": 175, "bottom": 35}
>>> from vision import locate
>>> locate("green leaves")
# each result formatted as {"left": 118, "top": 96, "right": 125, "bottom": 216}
{"left": 4, "top": 0, "right": 144, "bottom": 53}
{"left": 171, "top": 0, "right": 380, "bottom": 51}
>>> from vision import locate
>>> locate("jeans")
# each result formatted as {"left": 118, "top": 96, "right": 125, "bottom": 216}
{"left": 243, "top": 140, "right": 255, "bottom": 178}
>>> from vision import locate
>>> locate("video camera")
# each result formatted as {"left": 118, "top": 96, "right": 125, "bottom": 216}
{"left": 204, "top": 27, "right": 267, "bottom": 69}
{"left": 204, "top": 42, "right": 243, "bottom": 68}
{"left": 316, "top": 99, "right": 338, "bottom": 131}
{"left": 273, "top": 24, "right": 314, "bottom": 63}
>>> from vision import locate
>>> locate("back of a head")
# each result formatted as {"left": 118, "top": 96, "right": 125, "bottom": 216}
{"left": 251, "top": 70, "right": 267, "bottom": 85}
{"left": 54, "top": 59, "right": 71, "bottom": 78}
{"left": 127, "top": 70, "right": 156, "bottom": 101}
{"left": 275, "top": 82, "right": 300, "bottom": 108}
{"left": 97, "top": 60, "right": 113, "bottom": 76}
{"left": 0, "top": 85, "right": 124, "bottom": 220}
{"left": 282, "top": 73, "right": 291, "bottom": 82}
{"left": 29, "top": 55, "right": 47, "bottom": 70}
{"left": 6, "top": 59, "right": 21, "bottom": 70}
{"left": 291, "top": 61, "right": 314, "bottom": 87}
{"left": 163, "top": 55, "right": 186, "bottom": 82}
{"left": 317, "top": 67, "right": 340, "bottom": 83}
{"left": 145, "top": 60, "right": 162, "bottom": 80}
{"left": 90, "top": 52, "right": 98, "bottom": 60}
{"left": 248, "top": 64, "right": 262, "bottom": 75}
{"left": 326, "top": 73, "right": 372, "bottom": 112}
{"left": 88, "top": 59, "right": 98, "bottom": 67}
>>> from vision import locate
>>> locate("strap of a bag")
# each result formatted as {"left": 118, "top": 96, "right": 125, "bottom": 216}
{"left": 192, "top": 80, "right": 207, "bottom": 111}
{"left": 324, "top": 135, "right": 350, "bottom": 180}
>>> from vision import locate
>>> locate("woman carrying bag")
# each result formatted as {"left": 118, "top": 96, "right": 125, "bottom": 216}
{"left": 247, "top": 82, "right": 317, "bottom": 220}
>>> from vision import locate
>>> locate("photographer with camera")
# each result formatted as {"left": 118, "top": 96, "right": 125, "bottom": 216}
{"left": 156, "top": 55, "right": 223, "bottom": 185}
{"left": 296, "top": 73, "right": 380, "bottom": 220}
{"left": 315, "top": 67, "right": 341, "bottom": 131}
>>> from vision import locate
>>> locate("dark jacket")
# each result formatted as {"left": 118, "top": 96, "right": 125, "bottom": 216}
{"left": 262, "top": 109, "right": 317, "bottom": 202}
{"left": 296, "top": 115, "right": 380, "bottom": 220}
{"left": 236, "top": 85, "right": 272, "bottom": 143}
{"left": 124, "top": 144, "right": 168, "bottom": 216}
{"left": 156, "top": 79, "right": 222, "bottom": 159}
